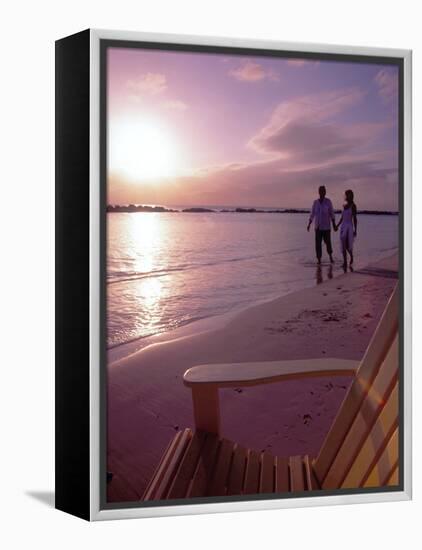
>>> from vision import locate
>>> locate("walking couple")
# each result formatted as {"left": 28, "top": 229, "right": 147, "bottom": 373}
{"left": 307, "top": 185, "right": 357, "bottom": 269}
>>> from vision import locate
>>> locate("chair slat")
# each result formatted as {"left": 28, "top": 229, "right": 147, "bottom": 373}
{"left": 341, "top": 382, "right": 398, "bottom": 489}
{"left": 227, "top": 444, "right": 248, "bottom": 495}
{"left": 275, "top": 456, "right": 290, "bottom": 493}
{"left": 314, "top": 286, "right": 398, "bottom": 484}
{"left": 206, "top": 438, "right": 235, "bottom": 496}
{"left": 144, "top": 429, "right": 192, "bottom": 500}
{"left": 322, "top": 335, "right": 398, "bottom": 489}
{"left": 303, "top": 456, "right": 316, "bottom": 490}
{"left": 187, "top": 433, "right": 221, "bottom": 498}
{"left": 289, "top": 455, "right": 305, "bottom": 492}
{"left": 143, "top": 430, "right": 182, "bottom": 500}
{"left": 167, "top": 431, "right": 206, "bottom": 499}
{"left": 364, "top": 427, "right": 399, "bottom": 488}
{"left": 386, "top": 465, "right": 399, "bottom": 486}
{"left": 259, "top": 452, "right": 275, "bottom": 493}
{"left": 243, "top": 450, "right": 261, "bottom": 495}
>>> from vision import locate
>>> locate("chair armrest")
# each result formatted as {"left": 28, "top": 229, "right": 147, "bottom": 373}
{"left": 183, "top": 358, "right": 359, "bottom": 389}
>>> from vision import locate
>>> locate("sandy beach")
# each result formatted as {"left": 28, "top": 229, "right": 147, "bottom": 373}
{"left": 107, "top": 253, "right": 398, "bottom": 501}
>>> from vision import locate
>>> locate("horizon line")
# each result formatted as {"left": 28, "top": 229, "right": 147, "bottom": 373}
{"left": 106, "top": 203, "right": 399, "bottom": 214}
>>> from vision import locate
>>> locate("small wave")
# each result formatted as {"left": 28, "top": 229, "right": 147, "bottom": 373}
{"left": 108, "top": 265, "right": 191, "bottom": 285}
{"left": 378, "top": 245, "right": 399, "bottom": 253}
{"left": 107, "top": 246, "right": 304, "bottom": 286}
{"left": 107, "top": 313, "right": 210, "bottom": 349}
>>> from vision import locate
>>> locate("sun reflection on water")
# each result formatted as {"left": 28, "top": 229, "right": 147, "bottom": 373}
{"left": 128, "top": 213, "right": 166, "bottom": 334}
{"left": 130, "top": 213, "right": 162, "bottom": 274}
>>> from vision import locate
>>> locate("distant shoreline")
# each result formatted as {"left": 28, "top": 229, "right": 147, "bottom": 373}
{"left": 107, "top": 204, "right": 399, "bottom": 216}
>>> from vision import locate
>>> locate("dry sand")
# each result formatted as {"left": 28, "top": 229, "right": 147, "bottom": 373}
{"left": 107, "top": 253, "right": 398, "bottom": 501}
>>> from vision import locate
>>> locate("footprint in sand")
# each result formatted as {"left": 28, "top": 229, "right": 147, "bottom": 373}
{"left": 303, "top": 414, "right": 312, "bottom": 425}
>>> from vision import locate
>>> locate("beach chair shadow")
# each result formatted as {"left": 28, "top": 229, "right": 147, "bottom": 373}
{"left": 142, "top": 284, "right": 399, "bottom": 500}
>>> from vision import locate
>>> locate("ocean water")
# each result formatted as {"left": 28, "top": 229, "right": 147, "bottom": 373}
{"left": 107, "top": 212, "right": 398, "bottom": 349}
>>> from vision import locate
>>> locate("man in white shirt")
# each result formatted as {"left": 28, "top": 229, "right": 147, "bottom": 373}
{"left": 307, "top": 185, "right": 336, "bottom": 264}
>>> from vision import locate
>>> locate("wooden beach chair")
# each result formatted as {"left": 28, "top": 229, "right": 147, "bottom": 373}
{"left": 142, "top": 285, "right": 399, "bottom": 500}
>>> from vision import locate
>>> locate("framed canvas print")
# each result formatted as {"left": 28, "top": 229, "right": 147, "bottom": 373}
{"left": 55, "top": 29, "right": 412, "bottom": 521}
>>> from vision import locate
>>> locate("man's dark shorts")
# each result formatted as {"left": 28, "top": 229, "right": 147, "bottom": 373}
{"left": 315, "top": 229, "right": 333, "bottom": 259}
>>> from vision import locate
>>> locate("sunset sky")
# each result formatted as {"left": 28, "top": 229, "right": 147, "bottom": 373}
{"left": 107, "top": 47, "right": 399, "bottom": 210}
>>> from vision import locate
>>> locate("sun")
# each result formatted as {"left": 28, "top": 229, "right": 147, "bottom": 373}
{"left": 109, "top": 115, "right": 185, "bottom": 182}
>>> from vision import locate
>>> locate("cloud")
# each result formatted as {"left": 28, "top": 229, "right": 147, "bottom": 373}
{"left": 162, "top": 99, "right": 188, "bottom": 111}
{"left": 229, "top": 60, "right": 279, "bottom": 82}
{"left": 286, "top": 59, "right": 318, "bottom": 67}
{"left": 248, "top": 88, "right": 385, "bottom": 166}
{"left": 374, "top": 68, "right": 398, "bottom": 103}
{"left": 110, "top": 148, "right": 397, "bottom": 210}
{"left": 126, "top": 73, "right": 188, "bottom": 112}
{"left": 287, "top": 59, "right": 307, "bottom": 67}
{"left": 160, "top": 89, "right": 398, "bottom": 209}
{"left": 172, "top": 149, "right": 397, "bottom": 209}
{"left": 127, "top": 72, "right": 167, "bottom": 95}
{"left": 109, "top": 148, "right": 398, "bottom": 210}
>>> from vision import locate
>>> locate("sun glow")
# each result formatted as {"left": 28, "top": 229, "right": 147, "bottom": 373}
{"left": 109, "top": 115, "right": 186, "bottom": 182}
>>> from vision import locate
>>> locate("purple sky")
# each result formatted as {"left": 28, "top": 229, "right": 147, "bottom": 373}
{"left": 107, "top": 47, "right": 399, "bottom": 210}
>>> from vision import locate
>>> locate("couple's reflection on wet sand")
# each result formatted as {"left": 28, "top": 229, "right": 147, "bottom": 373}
{"left": 316, "top": 262, "right": 354, "bottom": 284}
{"left": 316, "top": 264, "right": 333, "bottom": 284}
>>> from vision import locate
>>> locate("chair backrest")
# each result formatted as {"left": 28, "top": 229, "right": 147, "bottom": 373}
{"left": 313, "top": 283, "right": 399, "bottom": 489}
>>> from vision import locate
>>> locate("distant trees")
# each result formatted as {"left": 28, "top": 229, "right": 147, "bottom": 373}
{"left": 106, "top": 204, "right": 399, "bottom": 216}
{"left": 106, "top": 204, "right": 177, "bottom": 213}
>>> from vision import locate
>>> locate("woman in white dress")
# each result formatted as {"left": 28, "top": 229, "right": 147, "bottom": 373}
{"left": 335, "top": 189, "right": 357, "bottom": 269}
